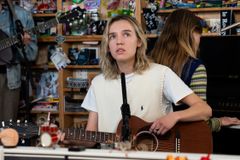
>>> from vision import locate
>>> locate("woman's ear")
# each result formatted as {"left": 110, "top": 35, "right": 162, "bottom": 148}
{"left": 137, "top": 40, "right": 142, "bottom": 47}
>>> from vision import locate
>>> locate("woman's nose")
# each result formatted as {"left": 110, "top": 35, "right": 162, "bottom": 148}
{"left": 116, "top": 36, "right": 124, "bottom": 45}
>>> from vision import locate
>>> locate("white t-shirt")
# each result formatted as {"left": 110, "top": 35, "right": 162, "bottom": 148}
{"left": 81, "top": 63, "right": 193, "bottom": 132}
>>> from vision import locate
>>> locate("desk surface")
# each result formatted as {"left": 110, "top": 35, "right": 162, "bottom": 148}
{"left": 1, "top": 146, "right": 240, "bottom": 160}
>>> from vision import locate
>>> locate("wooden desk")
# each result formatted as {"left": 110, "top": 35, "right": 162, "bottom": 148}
{"left": 2, "top": 146, "right": 240, "bottom": 160}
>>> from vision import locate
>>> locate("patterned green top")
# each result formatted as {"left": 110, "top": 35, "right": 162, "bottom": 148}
{"left": 190, "top": 64, "right": 221, "bottom": 132}
{"left": 189, "top": 64, "right": 207, "bottom": 101}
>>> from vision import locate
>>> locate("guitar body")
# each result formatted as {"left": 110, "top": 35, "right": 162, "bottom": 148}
{"left": 63, "top": 116, "right": 212, "bottom": 153}
{"left": 116, "top": 116, "right": 213, "bottom": 153}
{"left": 0, "top": 29, "right": 13, "bottom": 65}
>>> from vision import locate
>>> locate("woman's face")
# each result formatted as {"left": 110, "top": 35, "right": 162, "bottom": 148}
{"left": 193, "top": 31, "right": 201, "bottom": 49}
{"left": 108, "top": 19, "right": 141, "bottom": 67}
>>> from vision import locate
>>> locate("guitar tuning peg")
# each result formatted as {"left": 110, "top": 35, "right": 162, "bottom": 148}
{"left": 21, "top": 138, "right": 25, "bottom": 144}
{"left": 1, "top": 121, "right": 5, "bottom": 127}
{"left": 17, "top": 120, "right": 20, "bottom": 126}
{"left": 24, "top": 120, "right": 28, "bottom": 126}
{"left": 9, "top": 119, "right": 13, "bottom": 126}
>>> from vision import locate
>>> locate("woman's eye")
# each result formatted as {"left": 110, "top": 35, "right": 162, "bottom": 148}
{"left": 123, "top": 33, "right": 130, "bottom": 37}
{"left": 109, "top": 35, "right": 115, "bottom": 40}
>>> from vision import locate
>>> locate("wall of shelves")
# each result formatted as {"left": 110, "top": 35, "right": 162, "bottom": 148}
{"left": 33, "top": 0, "right": 240, "bottom": 129}
{"left": 31, "top": 1, "right": 143, "bottom": 129}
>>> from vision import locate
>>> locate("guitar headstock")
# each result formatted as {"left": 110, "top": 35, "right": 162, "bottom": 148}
{"left": 57, "top": 7, "right": 86, "bottom": 24}
{"left": 1, "top": 120, "right": 39, "bottom": 139}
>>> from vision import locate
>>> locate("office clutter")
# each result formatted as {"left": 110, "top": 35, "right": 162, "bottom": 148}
{"left": 64, "top": 76, "right": 88, "bottom": 112}
{"left": 31, "top": 72, "right": 59, "bottom": 112}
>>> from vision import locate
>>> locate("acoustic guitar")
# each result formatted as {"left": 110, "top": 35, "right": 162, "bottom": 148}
{"left": 0, "top": 6, "right": 86, "bottom": 65}
{"left": 63, "top": 116, "right": 213, "bottom": 153}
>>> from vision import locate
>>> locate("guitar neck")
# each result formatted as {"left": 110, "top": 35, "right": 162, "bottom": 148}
{"left": 64, "top": 128, "right": 119, "bottom": 144}
{"left": 0, "top": 17, "right": 58, "bottom": 51}
{"left": 28, "top": 18, "right": 59, "bottom": 35}
{"left": 0, "top": 7, "right": 85, "bottom": 53}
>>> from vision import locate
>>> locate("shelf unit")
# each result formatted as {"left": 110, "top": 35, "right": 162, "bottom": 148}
{"left": 158, "top": 7, "right": 240, "bottom": 13}
{"left": 33, "top": 0, "right": 240, "bottom": 129}
{"left": 156, "top": 7, "right": 240, "bottom": 34}
{"left": 31, "top": 1, "right": 143, "bottom": 129}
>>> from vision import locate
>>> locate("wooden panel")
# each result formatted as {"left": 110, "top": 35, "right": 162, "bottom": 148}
{"left": 158, "top": 7, "right": 240, "bottom": 14}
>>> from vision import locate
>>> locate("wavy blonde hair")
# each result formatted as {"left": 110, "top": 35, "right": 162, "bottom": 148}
{"left": 100, "top": 15, "right": 150, "bottom": 79}
{"left": 151, "top": 9, "right": 203, "bottom": 76}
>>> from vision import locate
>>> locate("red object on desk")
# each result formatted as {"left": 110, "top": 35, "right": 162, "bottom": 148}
{"left": 201, "top": 154, "right": 211, "bottom": 160}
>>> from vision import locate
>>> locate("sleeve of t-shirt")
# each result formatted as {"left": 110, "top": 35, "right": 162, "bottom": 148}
{"left": 163, "top": 67, "right": 193, "bottom": 105}
{"left": 81, "top": 86, "right": 97, "bottom": 112}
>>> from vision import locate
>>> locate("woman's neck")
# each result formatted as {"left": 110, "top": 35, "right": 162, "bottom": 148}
{"left": 117, "top": 62, "right": 134, "bottom": 74}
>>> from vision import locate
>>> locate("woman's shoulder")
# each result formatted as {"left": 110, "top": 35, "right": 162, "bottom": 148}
{"left": 150, "top": 62, "right": 170, "bottom": 70}
{"left": 146, "top": 63, "right": 174, "bottom": 78}
{"left": 92, "top": 73, "right": 104, "bottom": 82}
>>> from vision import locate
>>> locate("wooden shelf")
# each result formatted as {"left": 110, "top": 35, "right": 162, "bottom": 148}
{"left": 31, "top": 110, "right": 59, "bottom": 114}
{"left": 33, "top": 13, "right": 56, "bottom": 17}
{"left": 63, "top": 88, "right": 86, "bottom": 92}
{"left": 65, "top": 35, "right": 102, "bottom": 42}
{"left": 32, "top": 64, "right": 100, "bottom": 70}
{"left": 64, "top": 112, "right": 89, "bottom": 115}
{"left": 38, "top": 35, "right": 102, "bottom": 42}
{"left": 32, "top": 64, "right": 56, "bottom": 69}
{"left": 146, "top": 32, "right": 219, "bottom": 38}
{"left": 38, "top": 36, "right": 56, "bottom": 42}
{"left": 158, "top": 7, "right": 240, "bottom": 14}
{"left": 65, "top": 65, "right": 100, "bottom": 69}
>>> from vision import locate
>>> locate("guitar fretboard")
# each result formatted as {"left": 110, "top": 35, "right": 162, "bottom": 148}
{"left": 0, "top": 18, "right": 58, "bottom": 52}
{"left": 0, "top": 7, "right": 84, "bottom": 53}
{"left": 0, "top": 36, "right": 18, "bottom": 51}
{"left": 30, "top": 18, "right": 58, "bottom": 35}
{"left": 64, "top": 128, "right": 120, "bottom": 144}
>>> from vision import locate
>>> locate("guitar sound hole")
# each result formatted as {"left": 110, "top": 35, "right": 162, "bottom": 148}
{"left": 133, "top": 131, "right": 158, "bottom": 152}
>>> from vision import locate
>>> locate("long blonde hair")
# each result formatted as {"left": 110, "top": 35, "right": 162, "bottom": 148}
{"left": 151, "top": 9, "right": 202, "bottom": 76}
{"left": 100, "top": 15, "right": 150, "bottom": 79}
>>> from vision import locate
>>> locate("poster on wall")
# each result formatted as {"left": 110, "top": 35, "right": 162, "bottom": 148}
{"left": 100, "top": 0, "right": 136, "bottom": 19}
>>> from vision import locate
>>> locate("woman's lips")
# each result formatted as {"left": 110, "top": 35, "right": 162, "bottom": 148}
{"left": 116, "top": 48, "right": 125, "bottom": 54}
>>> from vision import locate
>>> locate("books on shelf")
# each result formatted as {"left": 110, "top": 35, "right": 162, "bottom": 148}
{"left": 31, "top": 96, "right": 59, "bottom": 112}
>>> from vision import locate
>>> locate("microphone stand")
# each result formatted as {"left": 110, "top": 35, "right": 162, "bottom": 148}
{"left": 6, "top": 0, "right": 34, "bottom": 121}
{"left": 120, "top": 73, "right": 131, "bottom": 142}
